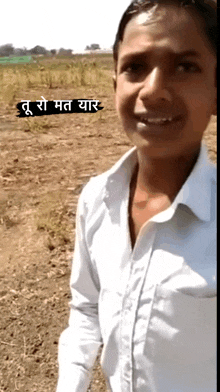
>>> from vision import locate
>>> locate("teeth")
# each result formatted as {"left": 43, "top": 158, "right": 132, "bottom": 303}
{"left": 140, "top": 117, "right": 173, "bottom": 124}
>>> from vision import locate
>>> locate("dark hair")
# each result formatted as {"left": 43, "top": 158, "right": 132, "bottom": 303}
{"left": 113, "top": 0, "right": 217, "bottom": 65}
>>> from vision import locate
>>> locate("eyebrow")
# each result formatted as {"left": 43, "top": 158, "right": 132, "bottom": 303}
{"left": 175, "top": 50, "right": 201, "bottom": 59}
{"left": 119, "top": 49, "right": 202, "bottom": 64}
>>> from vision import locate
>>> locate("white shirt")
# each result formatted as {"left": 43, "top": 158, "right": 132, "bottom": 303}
{"left": 56, "top": 144, "right": 216, "bottom": 392}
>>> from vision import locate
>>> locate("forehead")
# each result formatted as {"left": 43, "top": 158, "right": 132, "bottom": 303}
{"left": 118, "top": 5, "right": 214, "bottom": 60}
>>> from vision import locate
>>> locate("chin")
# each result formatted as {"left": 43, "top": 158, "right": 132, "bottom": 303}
{"left": 126, "top": 132, "right": 189, "bottom": 159}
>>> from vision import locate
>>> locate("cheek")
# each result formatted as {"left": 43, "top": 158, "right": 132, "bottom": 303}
{"left": 191, "top": 89, "right": 214, "bottom": 108}
{"left": 180, "top": 87, "right": 216, "bottom": 137}
{"left": 175, "top": 80, "right": 216, "bottom": 122}
{"left": 183, "top": 75, "right": 216, "bottom": 110}
{"left": 115, "top": 82, "right": 137, "bottom": 117}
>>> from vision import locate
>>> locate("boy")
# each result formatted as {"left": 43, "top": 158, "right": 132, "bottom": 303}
{"left": 56, "top": 0, "right": 217, "bottom": 391}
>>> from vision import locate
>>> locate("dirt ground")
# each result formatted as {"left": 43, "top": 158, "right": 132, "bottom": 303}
{"left": 0, "top": 70, "right": 216, "bottom": 391}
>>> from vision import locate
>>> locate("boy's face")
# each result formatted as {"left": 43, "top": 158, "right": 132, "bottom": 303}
{"left": 114, "top": 5, "right": 216, "bottom": 158}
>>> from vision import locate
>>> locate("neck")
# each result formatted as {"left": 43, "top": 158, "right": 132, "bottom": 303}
{"left": 134, "top": 147, "right": 200, "bottom": 201}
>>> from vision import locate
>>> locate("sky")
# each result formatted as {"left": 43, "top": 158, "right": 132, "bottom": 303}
{"left": 1, "top": 0, "right": 131, "bottom": 52}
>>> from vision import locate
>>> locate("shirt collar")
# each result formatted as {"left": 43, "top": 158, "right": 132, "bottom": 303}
{"left": 104, "top": 147, "right": 137, "bottom": 207}
{"left": 173, "top": 143, "right": 216, "bottom": 222}
{"left": 104, "top": 143, "right": 215, "bottom": 222}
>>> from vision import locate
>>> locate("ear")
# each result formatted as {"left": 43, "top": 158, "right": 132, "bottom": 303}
{"left": 112, "top": 74, "right": 117, "bottom": 92}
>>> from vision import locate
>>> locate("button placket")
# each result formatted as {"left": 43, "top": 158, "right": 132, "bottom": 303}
{"left": 120, "top": 297, "right": 135, "bottom": 392}
{"left": 120, "top": 225, "right": 157, "bottom": 392}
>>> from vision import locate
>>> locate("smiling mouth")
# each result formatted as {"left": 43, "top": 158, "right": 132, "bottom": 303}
{"left": 138, "top": 115, "right": 180, "bottom": 125}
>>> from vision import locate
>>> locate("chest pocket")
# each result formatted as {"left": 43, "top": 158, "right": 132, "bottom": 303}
{"left": 144, "top": 285, "right": 216, "bottom": 365}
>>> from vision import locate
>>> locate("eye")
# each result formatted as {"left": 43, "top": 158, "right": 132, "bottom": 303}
{"left": 123, "top": 62, "right": 145, "bottom": 75}
{"left": 176, "top": 62, "right": 201, "bottom": 74}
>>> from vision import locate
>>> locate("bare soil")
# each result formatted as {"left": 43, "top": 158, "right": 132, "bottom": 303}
{"left": 0, "top": 84, "right": 216, "bottom": 392}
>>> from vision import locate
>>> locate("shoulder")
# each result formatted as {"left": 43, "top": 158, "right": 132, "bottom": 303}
{"left": 210, "top": 162, "right": 216, "bottom": 184}
{"left": 206, "top": 159, "right": 216, "bottom": 199}
{"left": 209, "top": 161, "right": 217, "bottom": 212}
{"left": 79, "top": 170, "right": 110, "bottom": 211}
{"left": 78, "top": 147, "right": 137, "bottom": 216}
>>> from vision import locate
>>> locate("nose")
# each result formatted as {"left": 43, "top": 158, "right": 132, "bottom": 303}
{"left": 139, "top": 67, "right": 172, "bottom": 104}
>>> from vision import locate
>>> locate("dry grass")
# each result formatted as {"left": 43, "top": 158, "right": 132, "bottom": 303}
{"left": 23, "top": 118, "right": 51, "bottom": 133}
{"left": 0, "top": 56, "right": 112, "bottom": 108}
{"left": 35, "top": 191, "right": 73, "bottom": 250}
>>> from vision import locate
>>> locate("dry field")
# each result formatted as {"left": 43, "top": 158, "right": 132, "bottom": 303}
{"left": 0, "top": 54, "right": 217, "bottom": 392}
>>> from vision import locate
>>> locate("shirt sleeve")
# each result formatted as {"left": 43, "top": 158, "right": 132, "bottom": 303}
{"left": 56, "top": 183, "right": 102, "bottom": 392}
